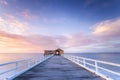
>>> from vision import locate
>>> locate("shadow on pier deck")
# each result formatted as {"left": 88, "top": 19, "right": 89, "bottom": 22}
{"left": 14, "top": 56, "right": 104, "bottom": 80}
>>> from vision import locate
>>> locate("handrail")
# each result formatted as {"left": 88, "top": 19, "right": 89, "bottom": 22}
{"left": 78, "top": 56, "right": 120, "bottom": 67}
{"left": 0, "top": 55, "right": 53, "bottom": 80}
{"left": 63, "top": 55, "right": 120, "bottom": 80}
{"left": 0, "top": 59, "right": 27, "bottom": 66}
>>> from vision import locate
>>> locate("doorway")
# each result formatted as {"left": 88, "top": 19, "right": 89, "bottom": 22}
{"left": 55, "top": 50, "right": 60, "bottom": 55}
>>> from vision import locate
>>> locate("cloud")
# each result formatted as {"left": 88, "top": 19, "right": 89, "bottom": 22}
{"left": 0, "top": 14, "right": 66, "bottom": 53}
{"left": 0, "top": 0, "right": 8, "bottom": 5}
{"left": 26, "top": 35, "right": 60, "bottom": 50}
{"left": 0, "top": 31, "right": 34, "bottom": 53}
{"left": 0, "top": 17, "right": 120, "bottom": 53}
{"left": 87, "top": 18, "right": 120, "bottom": 52}
{"left": 92, "top": 18, "right": 120, "bottom": 40}
{"left": 21, "top": 9, "right": 36, "bottom": 20}
{"left": 54, "top": 35, "right": 70, "bottom": 50}
{"left": 65, "top": 33, "right": 96, "bottom": 47}
{"left": 62, "top": 18, "right": 120, "bottom": 52}
{"left": 0, "top": 31, "right": 61, "bottom": 53}
{"left": 0, "top": 14, "right": 29, "bottom": 35}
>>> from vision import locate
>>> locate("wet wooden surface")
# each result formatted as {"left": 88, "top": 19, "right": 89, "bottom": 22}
{"left": 14, "top": 56, "right": 104, "bottom": 80}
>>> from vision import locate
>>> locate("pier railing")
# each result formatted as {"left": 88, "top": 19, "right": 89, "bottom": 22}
{"left": 0, "top": 55, "right": 53, "bottom": 80}
{"left": 64, "top": 55, "right": 120, "bottom": 80}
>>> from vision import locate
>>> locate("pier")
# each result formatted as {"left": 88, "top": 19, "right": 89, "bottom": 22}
{"left": 0, "top": 55, "right": 120, "bottom": 80}
{"left": 13, "top": 56, "right": 104, "bottom": 80}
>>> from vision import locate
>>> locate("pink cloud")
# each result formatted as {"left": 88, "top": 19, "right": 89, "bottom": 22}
{"left": 65, "top": 32, "right": 96, "bottom": 47}
{"left": 0, "top": 0, "right": 8, "bottom": 5}
{"left": 62, "top": 18, "right": 120, "bottom": 52}
{"left": 22, "top": 9, "right": 36, "bottom": 20}
{"left": 0, "top": 14, "right": 29, "bottom": 35}
{"left": 83, "top": 18, "right": 120, "bottom": 51}
{"left": 0, "top": 31, "right": 34, "bottom": 53}
{"left": 26, "top": 35, "right": 60, "bottom": 50}
{"left": 92, "top": 18, "right": 120, "bottom": 40}
{"left": 0, "top": 31, "right": 61, "bottom": 53}
{"left": 0, "top": 16, "right": 120, "bottom": 53}
{"left": 0, "top": 29, "right": 119, "bottom": 53}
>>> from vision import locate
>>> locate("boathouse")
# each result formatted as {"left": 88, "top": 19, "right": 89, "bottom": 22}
{"left": 44, "top": 48, "right": 64, "bottom": 55}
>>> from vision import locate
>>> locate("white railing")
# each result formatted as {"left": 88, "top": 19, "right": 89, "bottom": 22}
{"left": 0, "top": 55, "right": 53, "bottom": 80}
{"left": 63, "top": 55, "right": 120, "bottom": 80}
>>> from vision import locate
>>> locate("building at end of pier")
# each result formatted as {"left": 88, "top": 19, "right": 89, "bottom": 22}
{"left": 44, "top": 48, "right": 64, "bottom": 56}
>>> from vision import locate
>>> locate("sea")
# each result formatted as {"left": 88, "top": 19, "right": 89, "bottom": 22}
{"left": 67, "top": 52, "right": 120, "bottom": 64}
{"left": 0, "top": 53, "right": 43, "bottom": 64}
{"left": 0, "top": 53, "right": 120, "bottom": 64}
{"left": 0, "top": 53, "right": 120, "bottom": 80}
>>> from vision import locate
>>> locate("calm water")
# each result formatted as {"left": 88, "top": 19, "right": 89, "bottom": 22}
{"left": 0, "top": 53, "right": 43, "bottom": 64}
{"left": 0, "top": 53, "right": 120, "bottom": 64}
{"left": 67, "top": 53, "right": 120, "bottom": 64}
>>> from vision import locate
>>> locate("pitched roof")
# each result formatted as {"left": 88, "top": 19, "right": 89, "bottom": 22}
{"left": 56, "top": 48, "right": 63, "bottom": 51}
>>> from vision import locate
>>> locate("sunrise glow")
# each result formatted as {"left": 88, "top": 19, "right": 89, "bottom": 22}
{"left": 0, "top": 0, "right": 120, "bottom": 53}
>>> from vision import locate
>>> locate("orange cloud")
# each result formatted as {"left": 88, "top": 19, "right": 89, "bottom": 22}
{"left": 0, "top": 14, "right": 28, "bottom": 35}
{"left": 0, "top": 31, "right": 41, "bottom": 53}
{"left": 0, "top": 31, "right": 61, "bottom": 53}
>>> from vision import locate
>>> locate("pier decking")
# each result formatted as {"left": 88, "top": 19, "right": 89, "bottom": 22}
{"left": 13, "top": 56, "right": 104, "bottom": 80}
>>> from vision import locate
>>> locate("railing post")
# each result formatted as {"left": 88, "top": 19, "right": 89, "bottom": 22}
{"left": 40, "top": 57, "right": 43, "bottom": 62}
{"left": 72, "top": 56, "right": 74, "bottom": 61}
{"left": 15, "top": 62, "right": 18, "bottom": 74}
{"left": 43, "top": 56, "right": 45, "bottom": 61}
{"left": 28, "top": 59, "right": 30, "bottom": 68}
{"left": 95, "top": 60, "right": 98, "bottom": 73}
{"left": 35, "top": 59, "right": 37, "bottom": 64}
{"left": 83, "top": 58, "right": 86, "bottom": 67}
{"left": 77, "top": 57, "right": 79, "bottom": 63}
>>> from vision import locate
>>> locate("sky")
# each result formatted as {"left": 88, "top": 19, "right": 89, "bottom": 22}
{"left": 0, "top": 0, "right": 120, "bottom": 53}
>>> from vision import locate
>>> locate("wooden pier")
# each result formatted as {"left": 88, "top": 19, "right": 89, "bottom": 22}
{"left": 13, "top": 56, "right": 104, "bottom": 80}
